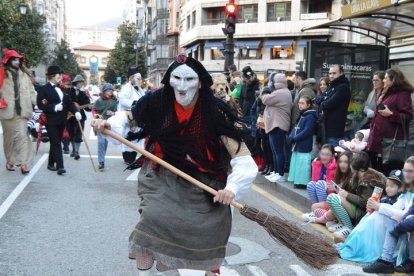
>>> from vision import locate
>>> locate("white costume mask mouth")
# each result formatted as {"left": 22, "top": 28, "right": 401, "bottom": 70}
{"left": 170, "top": 64, "right": 200, "bottom": 107}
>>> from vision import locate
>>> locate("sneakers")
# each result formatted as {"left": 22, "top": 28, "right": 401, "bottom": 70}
{"left": 99, "top": 162, "right": 105, "bottom": 171}
{"left": 363, "top": 259, "right": 394, "bottom": 274}
{"left": 302, "top": 212, "right": 316, "bottom": 223}
{"left": 267, "top": 173, "right": 282, "bottom": 183}
{"left": 334, "top": 226, "right": 351, "bottom": 242}
{"left": 265, "top": 172, "right": 275, "bottom": 179}
{"left": 395, "top": 259, "right": 414, "bottom": 273}
{"left": 327, "top": 223, "right": 345, "bottom": 233}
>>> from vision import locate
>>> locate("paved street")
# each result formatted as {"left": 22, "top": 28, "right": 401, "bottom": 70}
{"left": 1, "top": 118, "right": 377, "bottom": 276}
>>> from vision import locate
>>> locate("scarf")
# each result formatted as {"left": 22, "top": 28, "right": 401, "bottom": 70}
{"left": 8, "top": 68, "right": 21, "bottom": 116}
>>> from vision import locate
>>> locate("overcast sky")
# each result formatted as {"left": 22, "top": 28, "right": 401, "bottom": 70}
{"left": 65, "top": 0, "right": 128, "bottom": 28}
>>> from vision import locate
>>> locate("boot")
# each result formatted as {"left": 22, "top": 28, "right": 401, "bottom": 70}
{"left": 122, "top": 152, "right": 129, "bottom": 164}
{"left": 261, "top": 166, "right": 269, "bottom": 175}
{"left": 70, "top": 142, "right": 75, "bottom": 157}
{"left": 130, "top": 151, "right": 137, "bottom": 163}
{"left": 74, "top": 142, "right": 81, "bottom": 160}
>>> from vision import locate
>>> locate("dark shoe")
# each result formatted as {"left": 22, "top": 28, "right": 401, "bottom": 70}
{"left": 47, "top": 165, "right": 57, "bottom": 171}
{"left": 70, "top": 151, "right": 75, "bottom": 157}
{"left": 6, "top": 163, "right": 15, "bottom": 171}
{"left": 260, "top": 166, "right": 269, "bottom": 175}
{"left": 122, "top": 152, "right": 129, "bottom": 164}
{"left": 395, "top": 259, "right": 414, "bottom": 273}
{"left": 99, "top": 162, "right": 104, "bottom": 170}
{"left": 363, "top": 259, "right": 394, "bottom": 274}
{"left": 21, "top": 165, "right": 30, "bottom": 175}
{"left": 74, "top": 153, "right": 80, "bottom": 160}
{"left": 57, "top": 168, "right": 66, "bottom": 175}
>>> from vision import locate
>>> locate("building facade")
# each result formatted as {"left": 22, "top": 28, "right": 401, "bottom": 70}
{"left": 67, "top": 27, "right": 119, "bottom": 49}
{"left": 73, "top": 45, "right": 111, "bottom": 85}
{"left": 179, "top": 0, "right": 346, "bottom": 77}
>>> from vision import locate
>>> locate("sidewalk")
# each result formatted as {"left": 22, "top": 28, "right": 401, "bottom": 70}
{"left": 254, "top": 173, "right": 311, "bottom": 213}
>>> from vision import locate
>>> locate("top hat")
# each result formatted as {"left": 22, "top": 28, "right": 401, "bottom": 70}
{"left": 46, "top": 65, "right": 63, "bottom": 76}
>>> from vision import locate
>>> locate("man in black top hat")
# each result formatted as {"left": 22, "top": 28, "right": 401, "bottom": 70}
{"left": 37, "top": 65, "right": 81, "bottom": 175}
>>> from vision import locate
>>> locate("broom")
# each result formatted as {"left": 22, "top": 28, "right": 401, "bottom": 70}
{"left": 102, "top": 128, "right": 338, "bottom": 270}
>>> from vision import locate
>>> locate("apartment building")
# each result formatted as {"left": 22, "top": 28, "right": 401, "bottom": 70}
{"left": 179, "top": 0, "right": 345, "bottom": 77}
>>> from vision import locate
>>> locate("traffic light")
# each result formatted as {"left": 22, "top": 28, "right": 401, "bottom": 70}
{"left": 222, "top": 2, "right": 237, "bottom": 35}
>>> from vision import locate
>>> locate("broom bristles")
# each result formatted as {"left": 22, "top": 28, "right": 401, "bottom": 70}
{"left": 240, "top": 205, "right": 338, "bottom": 270}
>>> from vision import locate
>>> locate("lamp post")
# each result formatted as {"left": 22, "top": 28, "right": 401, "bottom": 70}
{"left": 19, "top": 2, "right": 27, "bottom": 15}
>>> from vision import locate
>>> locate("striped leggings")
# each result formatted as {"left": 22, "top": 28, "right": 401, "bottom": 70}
{"left": 327, "top": 194, "right": 354, "bottom": 229}
{"left": 307, "top": 180, "right": 328, "bottom": 204}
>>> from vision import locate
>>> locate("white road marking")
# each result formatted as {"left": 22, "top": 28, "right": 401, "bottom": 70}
{"left": 78, "top": 155, "right": 123, "bottom": 159}
{"left": 326, "top": 264, "right": 375, "bottom": 275}
{"left": 0, "top": 154, "right": 48, "bottom": 220}
{"left": 219, "top": 267, "right": 241, "bottom": 276}
{"left": 0, "top": 125, "right": 3, "bottom": 134}
{"left": 126, "top": 168, "right": 141, "bottom": 181}
{"left": 247, "top": 265, "right": 268, "bottom": 276}
{"left": 178, "top": 267, "right": 241, "bottom": 276}
{"left": 290, "top": 265, "right": 312, "bottom": 276}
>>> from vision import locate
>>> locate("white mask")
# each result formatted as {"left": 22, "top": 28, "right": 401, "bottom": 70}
{"left": 132, "top": 73, "right": 142, "bottom": 86}
{"left": 170, "top": 64, "right": 200, "bottom": 107}
{"left": 55, "top": 74, "right": 62, "bottom": 83}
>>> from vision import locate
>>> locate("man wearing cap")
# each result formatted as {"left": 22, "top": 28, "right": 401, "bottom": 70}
{"left": 67, "top": 74, "right": 91, "bottom": 160}
{"left": 0, "top": 48, "right": 37, "bottom": 174}
{"left": 92, "top": 55, "right": 258, "bottom": 275}
{"left": 240, "top": 66, "right": 259, "bottom": 134}
{"left": 37, "top": 65, "right": 81, "bottom": 175}
{"left": 118, "top": 66, "right": 145, "bottom": 164}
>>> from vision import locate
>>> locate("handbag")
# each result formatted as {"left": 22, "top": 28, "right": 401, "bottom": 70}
{"left": 382, "top": 116, "right": 414, "bottom": 166}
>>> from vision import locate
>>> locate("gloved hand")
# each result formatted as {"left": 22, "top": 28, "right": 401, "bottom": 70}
{"left": 75, "top": 112, "right": 82, "bottom": 121}
{"left": 55, "top": 103, "right": 63, "bottom": 112}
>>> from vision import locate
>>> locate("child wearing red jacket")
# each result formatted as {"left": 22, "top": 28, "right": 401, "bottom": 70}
{"left": 302, "top": 144, "right": 337, "bottom": 222}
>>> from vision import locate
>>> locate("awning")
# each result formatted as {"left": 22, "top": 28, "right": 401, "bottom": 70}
{"left": 205, "top": 41, "right": 224, "bottom": 49}
{"left": 297, "top": 38, "right": 328, "bottom": 48}
{"left": 302, "top": 0, "right": 414, "bottom": 46}
{"left": 235, "top": 40, "right": 261, "bottom": 49}
{"left": 264, "top": 40, "right": 292, "bottom": 48}
{"left": 185, "top": 43, "right": 199, "bottom": 54}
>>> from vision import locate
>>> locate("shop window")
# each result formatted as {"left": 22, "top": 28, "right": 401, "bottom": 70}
{"left": 267, "top": 2, "right": 291, "bottom": 21}
{"left": 211, "top": 49, "right": 225, "bottom": 60}
{"left": 239, "top": 48, "right": 263, "bottom": 60}
{"left": 270, "top": 47, "right": 294, "bottom": 59}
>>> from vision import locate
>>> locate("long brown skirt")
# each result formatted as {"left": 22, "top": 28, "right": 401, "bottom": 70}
{"left": 128, "top": 160, "right": 232, "bottom": 270}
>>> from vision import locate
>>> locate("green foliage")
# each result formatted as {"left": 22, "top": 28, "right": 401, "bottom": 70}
{"left": 104, "top": 21, "right": 147, "bottom": 83}
{"left": 0, "top": 2, "right": 46, "bottom": 67}
{"left": 51, "top": 39, "right": 84, "bottom": 78}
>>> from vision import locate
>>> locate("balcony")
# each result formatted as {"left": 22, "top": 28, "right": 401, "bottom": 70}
{"left": 202, "top": 17, "right": 258, "bottom": 25}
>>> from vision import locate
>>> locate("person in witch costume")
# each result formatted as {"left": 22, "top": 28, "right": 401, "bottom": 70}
{"left": 92, "top": 55, "right": 258, "bottom": 275}
{"left": 66, "top": 74, "right": 91, "bottom": 160}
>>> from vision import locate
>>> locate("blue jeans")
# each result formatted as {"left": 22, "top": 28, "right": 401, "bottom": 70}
{"left": 97, "top": 132, "right": 108, "bottom": 163}
{"left": 268, "top": 127, "right": 287, "bottom": 176}
{"left": 381, "top": 218, "right": 414, "bottom": 262}
{"left": 326, "top": 137, "right": 342, "bottom": 147}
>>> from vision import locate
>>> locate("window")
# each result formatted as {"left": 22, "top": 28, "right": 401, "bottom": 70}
{"left": 176, "top": 12, "right": 180, "bottom": 27}
{"left": 309, "top": 0, "right": 332, "bottom": 13}
{"left": 156, "top": 45, "right": 169, "bottom": 58}
{"left": 267, "top": 2, "right": 291, "bottom": 21}
{"left": 157, "top": 19, "right": 168, "bottom": 35}
{"left": 192, "top": 10, "right": 196, "bottom": 27}
{"left": 211, "top": 49, "right": 225, "bottom": 60}
{"left": 187, "top": 15, "right": 191, "bottom": 30}
{"left": 202, "top": 7, "right": 225, "bottom": 25}
{"left": 156, "top": 0, "right": 167, "bottom": 9}
{"left": 270, "top": 47, "right": 294, "bottom": 59}
{"left": 238, "top": 5, "right": 258, "bottom": 23}
{"left": 238, "top": 48, "right": 263, "bottom": 60}
{"left": 102, "top": 57, "right": 108, "bottom": 64}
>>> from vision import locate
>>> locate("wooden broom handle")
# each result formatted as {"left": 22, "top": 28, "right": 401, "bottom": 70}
{"left": 102, "top": 128, "right": 244, "bottom": 210}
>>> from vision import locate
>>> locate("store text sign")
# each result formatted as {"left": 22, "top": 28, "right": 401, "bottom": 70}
{"left": 341, "top": 0, "right": 391, "bottom": 18}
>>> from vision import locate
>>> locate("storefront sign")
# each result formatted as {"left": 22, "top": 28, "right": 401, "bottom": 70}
{"left": 341, "top": 0, "right": 392, "bottom": 18}
{"left": 306, "top": 41, "right": 387, "bottom": 136}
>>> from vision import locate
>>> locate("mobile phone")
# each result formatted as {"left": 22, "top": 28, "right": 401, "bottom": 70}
{"left": 331, "top": 181, "right": 340, "bottom": 192}
{"left": 377, "top": 103, "right": 385, "bottom": 111}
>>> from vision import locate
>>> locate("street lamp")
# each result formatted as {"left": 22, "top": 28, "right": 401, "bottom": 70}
{"left": 121, "top": 41, "right": 126, "bottom": 48}
{"left": 63, "top": 53, "right": 68, "bottom": 60}
{"left": 19, "top": 2, "right": 28, "bottom": 15}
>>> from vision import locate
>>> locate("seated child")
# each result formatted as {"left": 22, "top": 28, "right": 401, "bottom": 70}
{"left": 336, "top": 130, "right": 368, "bottom": 153}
